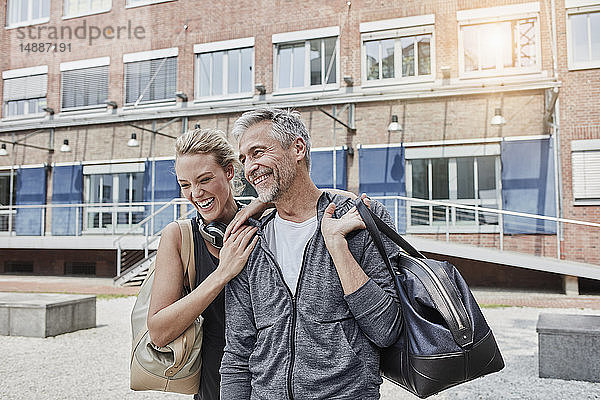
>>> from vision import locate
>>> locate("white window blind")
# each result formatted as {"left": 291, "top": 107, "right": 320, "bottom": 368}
{"left": 3, "top": 74, "right": 47, "bottom": 101}
{"left": 61, "top": 66, "right": 109, "bottom": 109}
{"left": 572, "top": 150, "right": 600, "bottom": 199}
{"left": 125, "top": 57, "right": 177, "bottom": 104}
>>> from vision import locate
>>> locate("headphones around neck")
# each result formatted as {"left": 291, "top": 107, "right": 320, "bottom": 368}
{"left": 198, "top": 220, "right": 228, "bottom": 249}
{"left": 196, "top": 202, "right": 242, "bottom": 249}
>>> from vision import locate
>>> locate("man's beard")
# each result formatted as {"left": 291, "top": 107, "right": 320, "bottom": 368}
{"left": 251, "top": 161, "right": 295, "bottom": 203}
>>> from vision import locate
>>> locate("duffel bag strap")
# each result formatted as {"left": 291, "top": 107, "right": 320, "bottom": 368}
{"left": 355, "top": 198, "right": 424, "bottom": 259}
{"left": 354, "top": 198, "right": 401, "bottom": 300}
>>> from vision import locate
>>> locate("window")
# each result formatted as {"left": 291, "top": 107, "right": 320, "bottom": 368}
{"left": 4, "top": 261, "right": 33, "bottom": 273}
{"left": 194, "top": 38, "right": 254, "bottom": 99}
{"left": 64, "top": 0, "right": 111, "bottom": 18}
{"left": 65, "top": 262, "right": 96, "bottom": 275}
{"left": 0, "top": 171, "right": 16, "bottom": 232}
{"left": 2, "top": 67, "right": 47, "bottom": 118}
{"left": 572, "top": 140, "right": 600, "bottom": 202}
{"left": 273, "top": 27, "right": 339, "bottom": 91}
{"left": 458, "top": 3, "right": 541, "bottom": 77}
{"left": 567, "top": 4, "right": 600, "bottom": 70}
{"left": 6, "top": 0, "right": 49, "bottom": 27}
{"left": 124, "top": 48, "right": 178, "bottom": 105}
{"left": 61, "top": 58, "right": 109, "bottom": 110}
{"left": 361, "top": 16, "right": 434, "bottom": 84}
{"left": 83, "top": 164, "right": 145, "bottom": 232}
{"left": 405, "top": 145, "right": 501, "bottom": 232}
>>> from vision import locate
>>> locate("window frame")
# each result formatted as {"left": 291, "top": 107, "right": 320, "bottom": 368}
{"left": 360, "top": 16, "right": 435, "bottom": 87}
{"left": 405, "top": 143, "right": 502, "bottom": 234}
{"left": 63, "top": 0, "right": 111, "bottom": 20}
{"left": 82, "top": 162, "right": 146, "bottom": 234}
{"left": 571, "top": 139, "right": 600, "bottom": 204}
{"left": 0, "top": 169, "right": 17, "bottom": 234}
{"left": 272, "top": 26, "right": 340, "bottom": 94}
{"left": 5, "top": 0, "right": 50, "bottom": 29}
{"left": 193, "top": 37, "right": 255, "bottom": 102}
{"left": 457, "top": 3, "right": 542, "bottom": 78}
{"left": 60, "top": 57, "right": 110, "bottom": 112}
{"left": 123, "top": 48, "right": 178, "bottom": 108}
{"left": 566, "top": 2, "right": 600, "bottom": 70}
{"left": 2, "top": 66, "right": 48, "bottom": 120}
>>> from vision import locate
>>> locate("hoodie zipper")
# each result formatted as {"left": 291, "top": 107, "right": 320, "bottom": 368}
{"left": 286, "top": 240, "right": 312, "bottom": 400}
{"left": 260, "top": 230, "right": 314, "bottom": 400}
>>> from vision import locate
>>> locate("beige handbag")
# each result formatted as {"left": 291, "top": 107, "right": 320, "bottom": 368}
{"left": 130, "top": 219, "right": 203, "bottom": 394}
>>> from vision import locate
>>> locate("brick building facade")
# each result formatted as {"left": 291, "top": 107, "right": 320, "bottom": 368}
{"left": 0, "top": 0, "right": 598, "bottom": 292}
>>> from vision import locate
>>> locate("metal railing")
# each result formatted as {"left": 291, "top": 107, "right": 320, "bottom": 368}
{"left": 371, "top": 195, "right": 600, "bottom": 262}
{"left": 3, "top": 195, "right": 600, "bottom": 275}
{"left": 0, "top": 200, "right": 187, "bottom": 237}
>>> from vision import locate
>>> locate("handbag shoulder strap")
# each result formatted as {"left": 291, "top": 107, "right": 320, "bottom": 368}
{"left": 175, "top": 219, "right": 196, "bottom": 291}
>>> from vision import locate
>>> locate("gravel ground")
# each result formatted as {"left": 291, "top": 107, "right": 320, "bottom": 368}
{"left": 0, "top": 297, "right": 599, "bottom": 400}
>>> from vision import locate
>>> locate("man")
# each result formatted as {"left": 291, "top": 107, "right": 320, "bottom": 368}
{"left": 220, "top": 108, "right": 402, "bottom": 399}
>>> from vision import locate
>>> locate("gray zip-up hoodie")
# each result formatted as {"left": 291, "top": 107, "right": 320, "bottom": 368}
{"left": 220, "top": 193, "right": 402, "bottom": 400}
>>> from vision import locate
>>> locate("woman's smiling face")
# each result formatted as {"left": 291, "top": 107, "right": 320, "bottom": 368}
{"left": 175, "top": 153, "right": 235, "bottom": 224}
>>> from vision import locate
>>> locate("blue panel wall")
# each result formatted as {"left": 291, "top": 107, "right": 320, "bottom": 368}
{"left": 144, "top": 159, "right": 180, "bottom": 233}
{"left": 51, "top": 165, "right": 83, "bottom": 235}
{"left": 15, "top": 167, "right": 47, "bottom": 236}
{"left": 359, "top": 146, "right": 406, "bottom": 233}
{"left": 501, "top": 139, "right": 556, "bottom": 234}
{"left": 310, "top": 149, "right": 347, "bottom": 190}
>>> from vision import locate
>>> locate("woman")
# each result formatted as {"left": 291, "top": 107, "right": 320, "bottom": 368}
{"left": 147, "top": 128, "right": 263, "bottom": 400}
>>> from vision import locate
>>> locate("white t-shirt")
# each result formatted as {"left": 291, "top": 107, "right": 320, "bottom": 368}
{"left": 263, "top": 212, "right": 318, "bottom": 295}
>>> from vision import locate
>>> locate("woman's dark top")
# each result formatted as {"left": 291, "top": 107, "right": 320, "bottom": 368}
{"left": 191, "top": 217, "right": 225, "bottom": 400}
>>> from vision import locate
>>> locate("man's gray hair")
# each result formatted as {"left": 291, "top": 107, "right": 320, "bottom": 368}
{"left": 232, "top": 107, "right": 311, "bottom": 171}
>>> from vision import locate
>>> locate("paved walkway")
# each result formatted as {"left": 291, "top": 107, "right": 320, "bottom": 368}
{"left": 0, "top": 274, "right": 598, "bottom": 309}
{"left": 0, "top": 275, "right": 139, "bottom": 296}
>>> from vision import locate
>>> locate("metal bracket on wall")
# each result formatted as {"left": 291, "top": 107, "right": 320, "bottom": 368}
{"left": 0, "top": 129, "right": 55, "bottom": 153}
{"left": 318, "top": 104, "right": 356, "bottom": 134}
{"left": 127, "top": 117, "right": 181, "bottom": 140}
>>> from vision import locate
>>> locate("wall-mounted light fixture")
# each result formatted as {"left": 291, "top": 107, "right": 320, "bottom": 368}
{"left": 490, "top": 108, "right": 506, "bottom": 126}
{"left": 105, "top": 100, "right": 118, "bottom": 109}
{"left": 343, "top": 76, "right": 354, "bottom": 86}
{"left": 0, "top": 144, "right": 8, "bottom": 156}
{"left": 127, "top": 133, "right": 140, "bottom": 147}
{"left": 387, "top": 115, "right": 402, "bottom": 133}
{"left": 60, "top": 139, "right": 71, "bottom": 152}
{"left": 43, "top": 107, "right": 55, "bottom": 115}
{"left": 255, "top": 83, "right": 266, "bottom": 95}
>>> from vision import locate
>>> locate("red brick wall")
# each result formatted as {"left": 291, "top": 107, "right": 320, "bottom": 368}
{"left": 553, "top": 0, "right": 600, "bottom": 265}
{"left": 0, "top": 249, "right": 116, "bottom": 277}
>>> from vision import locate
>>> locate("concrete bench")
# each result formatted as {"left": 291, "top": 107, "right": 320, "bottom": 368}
{"left": 0, "top": 292, "right": 96, "bottom": 338}
{"left": 536, "top": 313, "right": 600, "bottom": 383}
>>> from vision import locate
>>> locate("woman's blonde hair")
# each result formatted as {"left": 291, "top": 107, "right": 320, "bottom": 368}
{"left": 175, "top": 128, "right": 244, "bottom": 195}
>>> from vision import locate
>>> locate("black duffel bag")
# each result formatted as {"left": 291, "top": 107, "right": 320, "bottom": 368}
{"left": 355, "top": 199, "right": 504, "bottom": 399}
